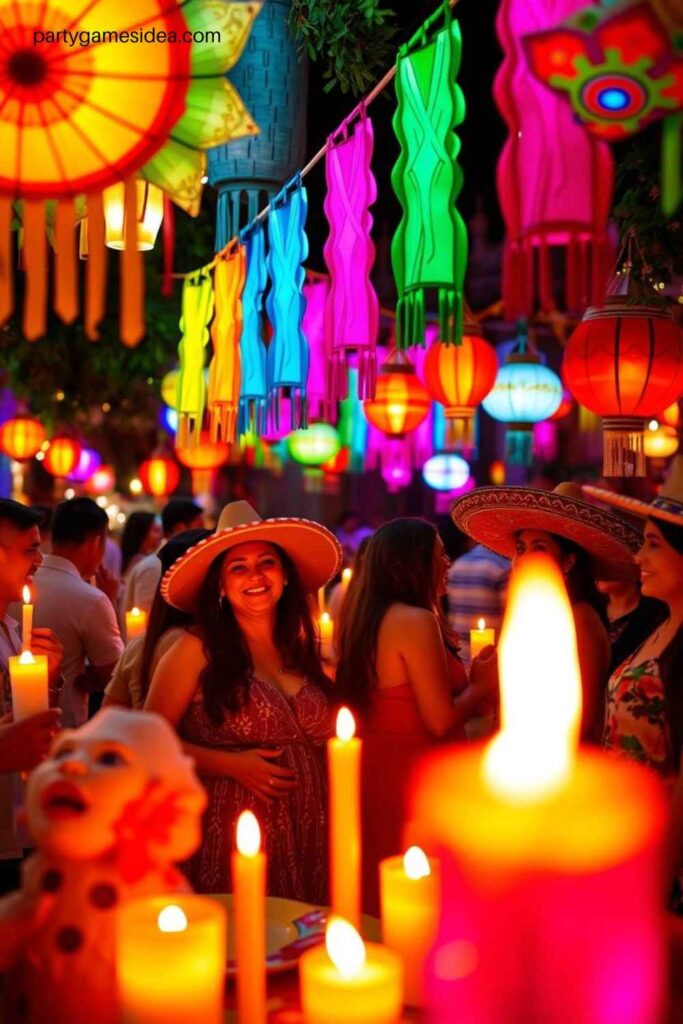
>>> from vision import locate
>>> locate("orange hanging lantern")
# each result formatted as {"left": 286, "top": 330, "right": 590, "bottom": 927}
{"left": 139, "top": 455, "right": 181, "bottom": 498}
{"left": 563, "top": 303, "right": 683, "bottom": 476}
{"left": 423, "top": 329, "right": 498, "bottom": 452}
{"left": 321, "top": 447, "right": 351, "bottom": 475}
{"left": 660, "top": 402, "right": 680, "bottom": 428}
{"left": 0, "top": 416, "right": 46, "bottom": 461}
{"left": 175, "top": 433, "right": 230, "bottom": 494}
{"left": 363, "top": 357, "right": 431, "bottom": 437}
{"left": 43, "top": 436, "right": 82, "bottom": 477}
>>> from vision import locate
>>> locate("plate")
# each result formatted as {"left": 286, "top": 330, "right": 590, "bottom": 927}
{"left": 209, "top": 895, "right": 327, "bottom": 974}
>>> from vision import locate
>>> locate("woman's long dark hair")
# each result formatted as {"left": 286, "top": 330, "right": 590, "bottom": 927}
{"left": 553, "top": 534, "right": 609, "bottom": 627}
{"left": 195, "top": 543, "right": 330, "bottom": 724}
{"left": 121, "top": 511, "right": 156, "bottom": 577}
{"left": 651, "top": 517, "right": 683, "bottom": 765}
{"left": 336, "top": 518, "right": 440, "bottom": 714}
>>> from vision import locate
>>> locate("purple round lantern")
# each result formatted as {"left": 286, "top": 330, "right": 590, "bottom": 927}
{"left": 67, "top": 447, "right": 102, "bottom": 483}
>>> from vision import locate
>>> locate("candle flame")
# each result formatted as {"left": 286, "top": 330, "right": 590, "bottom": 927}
{"left": 336, "top": 706, "right": 355, "bottom": 742}
{"left": 157, "top": 905, "right": 188, "bottom": 933}
{"left": 325, "top": 917, "right": 366, "bottom": 979}
{"left": 477, "top": 617, "right": 485, "bottom": 631}
{"left": 22, "top": 585, "right": 31, "bottom": 605}
{"left": 403, "top": 845, "right": 430, "bottom": 880}
{"left": 18, "top": 651, "right": 35, "bottom": 666}
{"left": 236, "top": 810, "right": 261, "bottom": 857}
{"left": 342, "top": 568, "right": 353, "bottom": 583}
{"left": 483, "top": 553, "right": 581, "bottom": 802}
{"left": 320, "top": 611, "right": 331, "bottom": 626}
{"left": 131, "top": 606, "right": 141, "bottom": 616}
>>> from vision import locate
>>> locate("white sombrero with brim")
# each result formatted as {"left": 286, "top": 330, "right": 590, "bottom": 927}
{"left": 582, "top": 454, "right": 683, "bottom": 529}
{"left": 451, "top": 482, "right": 642, "bottom": 581}
{"left": 161, "top": 501, "right": 343, "bottom": 612}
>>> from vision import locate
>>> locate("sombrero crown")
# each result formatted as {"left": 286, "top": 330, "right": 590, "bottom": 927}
{"left": 583, "top": 454, "right": 683, "bottom": 528}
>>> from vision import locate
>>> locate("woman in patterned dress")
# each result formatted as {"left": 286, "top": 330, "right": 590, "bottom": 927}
{"left": 145, "top": 501, "right": 342, "bottom": 901}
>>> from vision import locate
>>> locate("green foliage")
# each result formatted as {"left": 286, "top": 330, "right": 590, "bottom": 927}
{"left": 289, "top": 0, "right": 396, "bottom": 94}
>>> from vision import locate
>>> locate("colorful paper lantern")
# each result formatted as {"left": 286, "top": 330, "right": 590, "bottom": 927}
{"left": 563, "top": 303, "right": 683, "bottom": 475}
{"left": 208, "top": 244, "right": 245, "bottom": 443}
{"left": 43, "top": 436, "right": 82, "bottom": 478}
{"left": 67, "top": 447, "right": 102, "bottom": 483}
{"left": 286, "top": 424, "right": 341, "bottom": 467}
{"left": 0, "top": 416, "right": 46, "bottom": 461}
{"left": 381, "top": 459, "right": 413, "bottom": 494}
{"left": 176, "top": 272, "right": 214, "bottom": 448}
{"left": 363, "top": 359, "right": 431, "bottom": 438}
{"left": 482, "top": 333, "right": 563, "bottom": 464}
{"left": 139, "top": 456, "right": 180, "bottom": 498}
{"left": 661, "top": 401, "right": 680, "bottom": 427}
{"left": 238, "top": 225, "right": 269, "bottom": 436}
{"left": 548, "top": 389, "right": 575, "bottom": 422}
{"left": 494, "top": 0, "right": 613, "bottom": 317}
{"left": 422, "top": 452, "right": 470, "bottom": 492}
{"left": 423, "top": 328, "right": 498, "bottom": 452}
{"left": 643, "top": 423, "right": 679, "bottom": 459}
{"left": 103, "top": 181, "right": 164, "bottom": 252}
{"left": 176, "top": 433, "right": 230, "bottom": 494}
{"left": 392, "top": 3, "right": 467, "bottom": 347}
{"left": 85, "top": 464, "right": 116, "bottom": 496}
{"left": 323, "top": 107, "right": 379, "bottom": 401}
{"left": 490, "top": 459, "right": 506, "bottom": 486}
{"left": 321, "top": 447, "right": 351, "bottom": 476}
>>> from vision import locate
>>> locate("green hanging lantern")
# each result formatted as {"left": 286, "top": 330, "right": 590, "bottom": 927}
{"left": 391, "top": 1, "right": 467, "bottom": 349}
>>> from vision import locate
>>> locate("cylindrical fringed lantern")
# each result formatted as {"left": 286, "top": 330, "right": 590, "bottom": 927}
{"left": 423, "top": 323, "right": 498, "bottom": 453}
{"left": 363, "top": 357, "right": 431, "bottom": 438}
{"left": 0, "top": 417, "right": 46, "bottom": 461}
{"left": 139, "top": 455, "right": 180, "bottom": 498}
{"left": 563, "top": 304, "right": 683, "bottom": 477}
{"left": 175, "top": 433, "right": 230, "bottom": 495}
{"left": 482, "top": 333, "right": 563, "bottom": 465}
{"left": 43, "top": 436, "right": 82, "bottom": 478}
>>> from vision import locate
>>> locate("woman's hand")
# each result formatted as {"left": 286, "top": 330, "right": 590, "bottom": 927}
{"left": 469, "top": 645, "right": 499, "bottom": 715}
{"left": 231, "top": 748, "right": 297, "bottom": 804}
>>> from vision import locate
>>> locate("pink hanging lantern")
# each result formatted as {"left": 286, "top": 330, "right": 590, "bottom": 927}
{"left": 494, "top": 0, "right": 613, "bottom": 317}
{"left": 323, "top": 106, "right": 379, "bottom": 403}
{"left": 67, "top": 447, "right": 102, "bottom": 483}
{"left": 302, "top": 278, "right": 331, "bottom": 422}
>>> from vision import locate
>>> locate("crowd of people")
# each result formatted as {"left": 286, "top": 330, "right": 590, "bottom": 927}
{"left": 1, "top": 458, "right": 682, "bottom": 918}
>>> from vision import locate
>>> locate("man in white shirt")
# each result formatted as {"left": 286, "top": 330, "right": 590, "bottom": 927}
{"left": 0, "top": 500, "right": 63, "bottom": 893}
{"left": 121, "top": 497, "right": 203, "bottom": 621}
{"left": 32, "top": 498, "right": 123, "bottom": 729}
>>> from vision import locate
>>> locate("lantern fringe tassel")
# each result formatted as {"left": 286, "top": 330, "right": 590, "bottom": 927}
{"left": 603, "top": 418, "right": 646, "bottom": 478}
{"left": 503, "top": 231, "right": 612, "bottom": 319}
{"left": 446, "top": 415, "right": 475, "bottom": 454}
{"left": 327, "top": 348, "right": 377, "bottom": 408}
{"left": 506, "top": 426, "right": 534, "bottom": 466}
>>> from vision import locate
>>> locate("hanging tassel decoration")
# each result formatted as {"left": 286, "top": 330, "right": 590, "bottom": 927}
{"left": 391, "top": 2, "right": 467, "bottom": 348}
{"left": 22, "top": 201, "right": 47, "bottom": 342}
{"left": 266, "top": 175, "right": 309, "bottom": 431}
{"left": 0, "top": 197, "right": 13, "bottom": 329}
{"left": 161, "top": 194, "right": 175, "bottom": 298}
{"left": 238, "top": 225, "right": 269, "bottom": 436}
{"left": 84, "top": 192, "right": 107, "bottom": 342}
{"left": 121, "top": 176, "right": 145, "bottom": 348}
{"left": 54, "top": 200, "right": 78, "bottom": 325}
{"left": 176, "top": 271, "right": 215, "bottom": 448}
{"left": 208, "top": 243, "right": 246, "bottom": 443}
{"left": 323, "top": 105, "right": 379, "bottom": 402}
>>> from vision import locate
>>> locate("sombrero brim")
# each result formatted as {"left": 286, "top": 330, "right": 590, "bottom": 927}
{"left": 451, "top": 487, "right": 642, "bottom": 581}
{"left": 161, "top": 518, "right": 343, "bottom": 611}
{"left": 582, "top": 485, "right": 683, "bottom": 529}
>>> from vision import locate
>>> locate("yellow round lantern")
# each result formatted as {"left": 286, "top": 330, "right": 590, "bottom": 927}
{"left": 139, "top": 456, "right": 180, "bottom": 498}
{"left": 161, "top": 370, "right": 180, "bottom": 410}
{"left": 643, "top": 424, "right": 679, "bottom": 459}
{"left": 103, "top": 180, "right": 164, "bottom": 252}
{"left": 0, "top": 417, "right": 46, "bottom": 461}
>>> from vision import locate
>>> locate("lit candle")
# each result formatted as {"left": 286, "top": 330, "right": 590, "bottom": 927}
{"left": 340, "top": 567, "right": 353, "bottom": 598}
{"left": 9, "top": 651, "right": 48, "bottom": 721}
{"left": 328, "top": 708, "right": 361, "bottom": 928}
{"left": 300, "top": 918, "right": 403, "bottom": 1024}
{"left": 469, "top": 617, "right": 494, "bottom": 661}
{"left": 411, "top": 554, "right": 666, "bottom": 1023}
{"left": 232, "top": 811, "right": 266, "bottom": 1024}
{"left": 318, "top": 587, "right": 326, "bottom": 615}
{"left": 117, "top": 896, "right": 226, "bottom": 1024}
{"left": 21, "top": 584, "right": 33, "bottom": 654}
{"left": 379, "top": 846, "right": 440, "bottom": 1006}
{"left": 318, "top": 611, "right": 335, "bottom": 661}
{"left": 125, "top": 606, "right": 147, "bottom": 642}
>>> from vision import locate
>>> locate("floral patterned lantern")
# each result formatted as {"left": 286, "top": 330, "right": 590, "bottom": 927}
{"left": 563, "top": 303, "right": 683, "bottom": 475}
{"left": 139, "top": 456, "right": 180, "bottom": 498}
{"left": 43, "top": 436, "right": 82, "bottom": 478}
{"left": 0, "top": 416, "right": 46, "bottom": 461}
{"left": 363, "top": 357, "right": 431, "bottom": 438}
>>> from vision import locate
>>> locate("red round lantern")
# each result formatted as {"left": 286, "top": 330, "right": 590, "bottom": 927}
{"left": 43, "top": 436, "right": 82, "bottom": 478}
{"left": 423, "top": 333, "right": 498, "bottom": 451}
{"left": 321, "top": 446, "right": 350, "bottom": 475}
{"left": 363, "top": 360, "right": 430, "bottom": 437}
{"left": 0, "top": 417, "right": 46, "bottom": 461}
{"left": 548, "top": 388, "right": 574, "bottom": 422}
{"left": 175, "top": 434, "right": 230, "bottom": 495}
{"left": 139, "top": 455, "right": 180, "bottom": 497}
{"left": 85, "top": 465, "right": 116, "bottom": 495}
{"left": 563, "top": 303, "right": 683, "bottom": 476}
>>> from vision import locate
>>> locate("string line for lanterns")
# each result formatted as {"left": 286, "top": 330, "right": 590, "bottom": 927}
{"left": 174, "top": 0, "right": 460, "bottom": 281}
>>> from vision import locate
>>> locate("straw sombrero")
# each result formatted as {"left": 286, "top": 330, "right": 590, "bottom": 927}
{"left": 451, "top": 482, "right": 642, "bottom": 581}
{"left": 161, "top": 501, "right": 342, "bottom": 611}
{"left": 582, "top": 454, "right": 683, "bottom": 529}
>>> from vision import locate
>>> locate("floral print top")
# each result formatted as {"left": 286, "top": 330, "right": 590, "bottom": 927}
{"left": 602, "top": 656, "right": 676, "bottom": 781}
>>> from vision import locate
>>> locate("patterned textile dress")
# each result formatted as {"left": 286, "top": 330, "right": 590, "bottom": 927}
{"left": 603, "top": 656, "right": 675, "bottom": 781}
{"left": 179, "top": 678, "right": 332, "bottom": 902}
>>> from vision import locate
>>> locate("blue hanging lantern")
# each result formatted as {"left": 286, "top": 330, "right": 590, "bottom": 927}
{"left": 423, "top": 452, "right": 470, "bottom": 491}
{"left": 482, "top": 327, "right": 562, "bottom": 465}
{"left": 207, "top": 0, "right": 309, "bottom": 250}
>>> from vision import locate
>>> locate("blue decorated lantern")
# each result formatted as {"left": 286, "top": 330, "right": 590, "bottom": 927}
{"left": 207, "top": 0, "right": 308, "bottom": 250}
{"left": 482, "top": 332, "right": 562, "bottom": 465}
{"left": 422, "top": 452, "right": 470, "bottom": 492}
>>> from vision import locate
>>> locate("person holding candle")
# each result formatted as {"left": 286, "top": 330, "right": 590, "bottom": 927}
{"left": 145, "top": 501, "right": 342, "bottom": 901}
{"left": 335, "top": 518, "right": 498, "bottom": 914}
{"left": 451, "top": 482, "right": 642, "bottom": 742}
